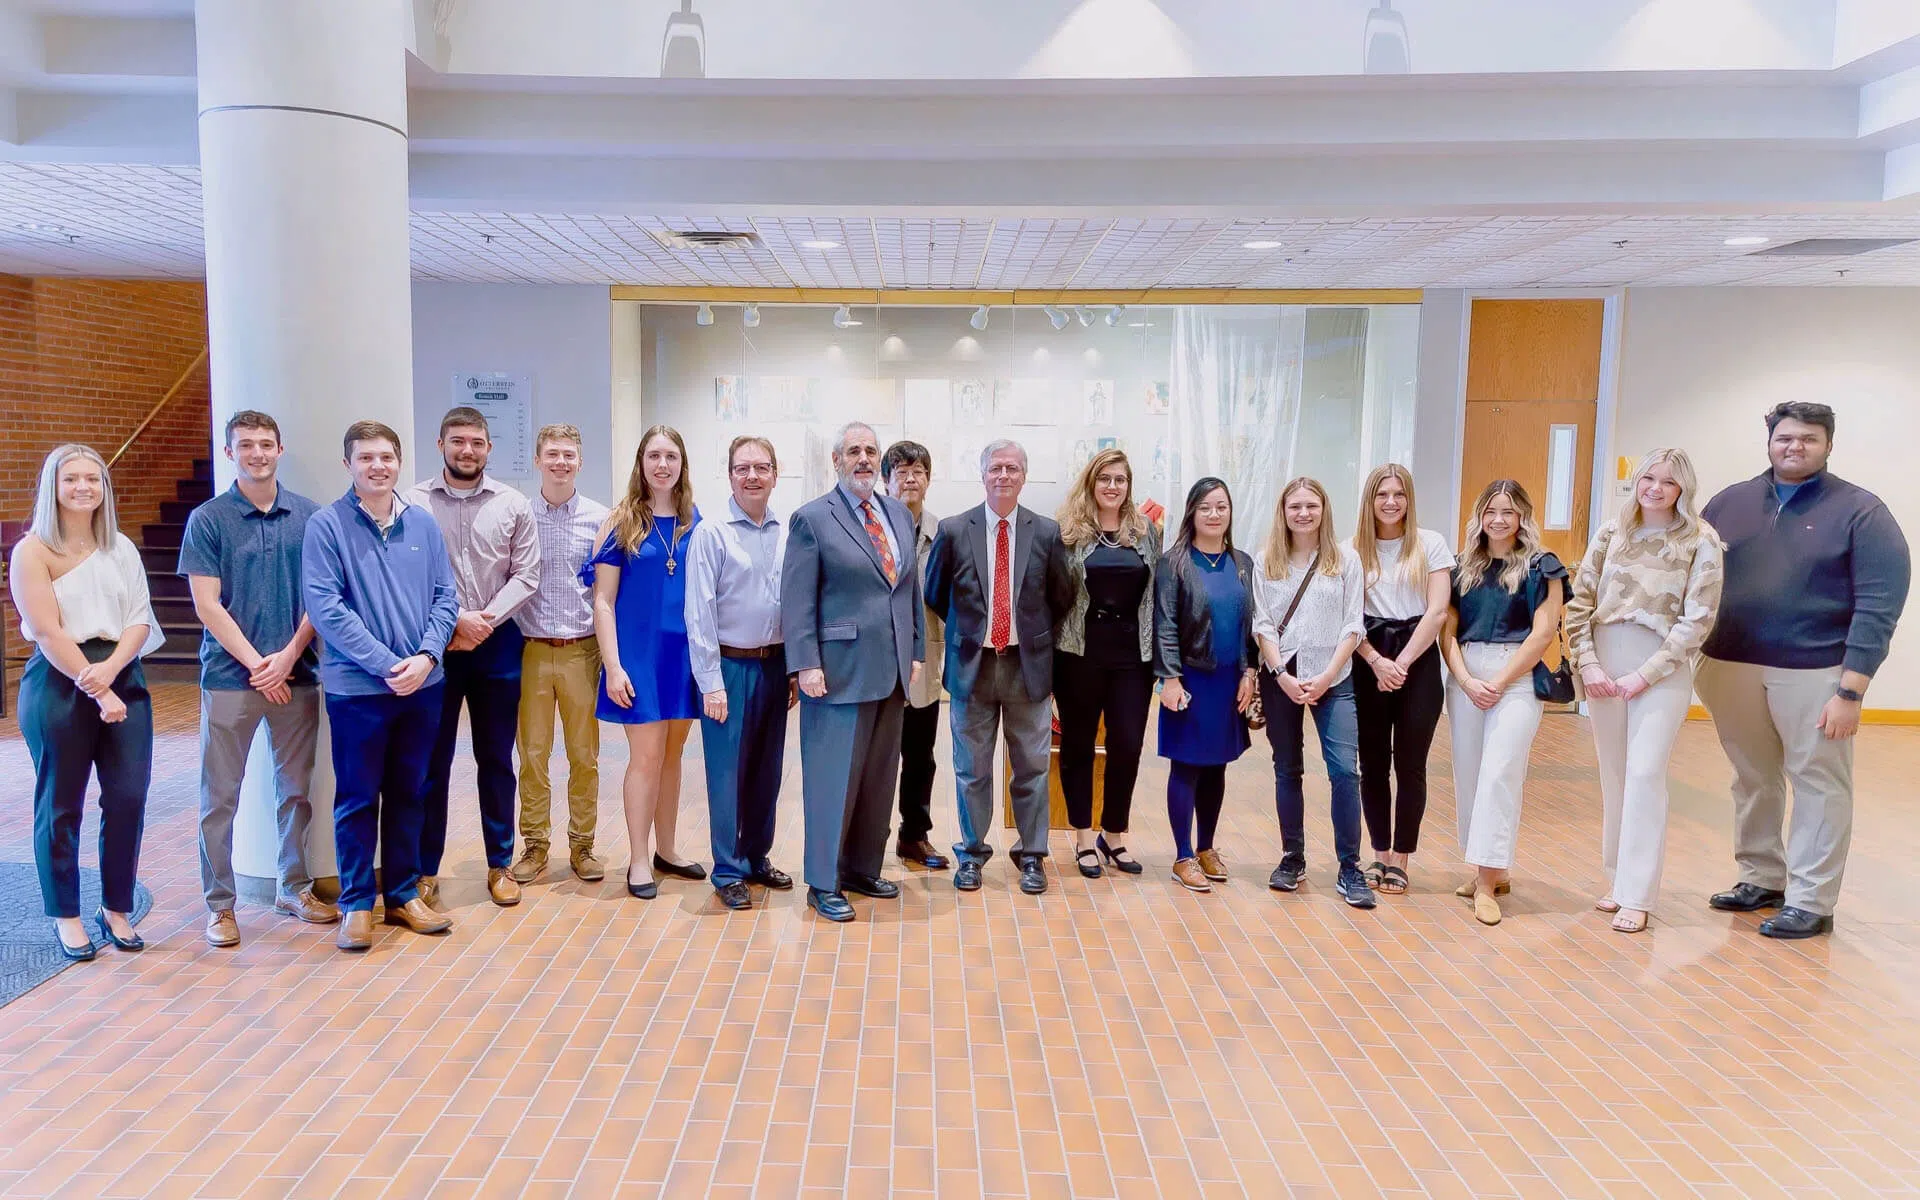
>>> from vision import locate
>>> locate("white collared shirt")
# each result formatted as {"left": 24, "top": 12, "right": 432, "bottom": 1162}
{"left": 982, "top": 503, "right": 1020, "bottom": 648}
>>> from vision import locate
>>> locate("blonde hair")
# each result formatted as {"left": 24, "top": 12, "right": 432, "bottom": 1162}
{"left": 609, "top": 425, "right": 695, "bottom": 553}
{"left": 535, "top": 423, "right": 583, "bottom": 455}
{"left": 1057, "top": 448, "right": 1148, "bottom": 549}
{"left": 1261, "top": 477, "right": 1343, "bottom": 580}
{"left": 1354, "top": 463, "right": 1427, "bottom": 591}
{"left": 1456, "top": 479, "right": 1543, "bottom": 594}
{"left": 1617, "top": 447, "right": 1707, "bottom": 547}
{"left": 29, "top": 444, "right": 116, "bottom": 555}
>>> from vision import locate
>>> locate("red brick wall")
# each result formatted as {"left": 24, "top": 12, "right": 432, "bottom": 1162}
{"left": 1, "top": 275, "right": 210, "bottom": 678}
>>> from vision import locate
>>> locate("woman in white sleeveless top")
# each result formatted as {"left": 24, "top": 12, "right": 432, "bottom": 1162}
{"left": 7, "top": 444, "right": 163, "bottom": 961}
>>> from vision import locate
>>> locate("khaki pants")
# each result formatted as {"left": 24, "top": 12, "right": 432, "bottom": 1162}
{"left": 1695, "top": 656, "right": 1853, "bottom": 916}
{"left": 517, "top": 639, "right": 602, "bottom": 854}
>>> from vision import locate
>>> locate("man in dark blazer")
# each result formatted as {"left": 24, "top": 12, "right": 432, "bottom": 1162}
{"left": 781, "top": 422, "right": 926, "bottom": 922}
{"left": 925, "top": 439, "right": 1074, "bottom": 895}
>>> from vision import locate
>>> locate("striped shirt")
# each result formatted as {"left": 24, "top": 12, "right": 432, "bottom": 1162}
{"left": 517, "top": 489, "right": 611, "bottom": 640}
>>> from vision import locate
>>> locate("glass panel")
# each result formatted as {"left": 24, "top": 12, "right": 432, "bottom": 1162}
{"left": 1545, "top": 424, "right": 1577, "bottom": 530}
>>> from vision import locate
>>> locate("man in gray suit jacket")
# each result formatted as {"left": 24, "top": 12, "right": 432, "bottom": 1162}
{"left": 925, "top": 439, "right": 1074, "bottom": 896}
{"left": 781, "top": 422, "right": 926, "bottom": 922}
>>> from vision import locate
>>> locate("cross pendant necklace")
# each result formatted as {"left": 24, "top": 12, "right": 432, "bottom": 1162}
{"left": 653, "top": 517, "right": 678, "bottom": 575}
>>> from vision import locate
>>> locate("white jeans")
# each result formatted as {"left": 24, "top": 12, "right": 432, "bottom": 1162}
{"left": 1586, "top": 624, "right": 1692, "bottom": 912}
{"left": 1448, "top": 642, "right": 1543, "bottom": 871}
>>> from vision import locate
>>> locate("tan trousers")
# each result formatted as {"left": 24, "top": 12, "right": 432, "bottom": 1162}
{"left": 1588, "top": 624, "right": 1693, "bottom": 913}
{"left": 517, "top": 639, "right": 602, "bottom": 854}
{"left": 1695, "top": 656, "right": 1853, "bottom": 916}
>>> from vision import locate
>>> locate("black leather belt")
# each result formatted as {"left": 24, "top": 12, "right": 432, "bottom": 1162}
{"left": 720, "top": 643, "right": 784, "bottom": 660}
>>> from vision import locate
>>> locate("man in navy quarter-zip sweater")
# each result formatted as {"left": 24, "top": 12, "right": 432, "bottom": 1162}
{"left": 1695, "top": 401, "right": 1910, "bottom": 940}
{"left": 302, "top": 420, "right": 461, "bottom": 952}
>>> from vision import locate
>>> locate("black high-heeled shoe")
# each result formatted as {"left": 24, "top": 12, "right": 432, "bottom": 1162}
{"left": 626, "top": 868, "right": 658, "bottom": 900}
{"left": 56, "top": 925, "right": 96, "bottom": 962}
{"left": 94, "top": 908, "right": 144, "bottom": 952}
{"left": 1075, "top": 847, "right": 1103, "bottom": 879}
{"left": 1096, "top": 835, "right": 1144, "bottom": 875}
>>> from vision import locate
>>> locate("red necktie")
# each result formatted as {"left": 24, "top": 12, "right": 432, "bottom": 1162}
{"left": 990, "top": 517, "right": 1012, "bottom": 650}
{"left": 860, "top": 499, "right": 897, "bottom": 585}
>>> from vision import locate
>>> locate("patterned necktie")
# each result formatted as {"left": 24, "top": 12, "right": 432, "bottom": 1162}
{"left": 859, "top": 499, "right": 897, "bottom": 585}
{"left": 990, "top": 517, "right": 1012, "bottom": 650}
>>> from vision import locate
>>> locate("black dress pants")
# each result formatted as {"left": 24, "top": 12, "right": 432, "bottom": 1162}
{"left": 1054, "top": 650, "right": 1153, "bottom": 832}
{"left": 897, "top": 699, "right": 940, "bottom": 843}
{"left": 20, "top": 643, "right": 153, "bottom": 918}
{"left": 1353, "top": 638, "right": 1445, "bottom": 855}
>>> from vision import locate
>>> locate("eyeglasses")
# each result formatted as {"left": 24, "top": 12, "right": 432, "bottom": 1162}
{"left": 730, "top": 463, "right": 776, "bottom": 478}
{"left": 1195, "top": 504, "right": 1231, "bottom": 518}
{"left": 1094, "top": 473, "right": 1130, "bottom": 488}
{"left": 890, "top": 468, "right": 929, "bottom": 484}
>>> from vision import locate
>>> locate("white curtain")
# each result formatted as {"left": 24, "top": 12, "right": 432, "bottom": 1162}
{"left": 1170, "top": 306, "right": 1304, "bottom": 555}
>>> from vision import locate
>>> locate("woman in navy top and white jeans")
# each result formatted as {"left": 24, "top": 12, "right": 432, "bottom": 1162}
{"left": 1441, "top": 479, "right": 1568, "bottom": 926}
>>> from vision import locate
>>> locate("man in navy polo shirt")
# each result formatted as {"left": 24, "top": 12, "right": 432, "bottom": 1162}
{"left": 179, "top": 410, "right": 335, "bottom": 948}
{"left": 304, "top": 420, "right": 461, "bottom": 952}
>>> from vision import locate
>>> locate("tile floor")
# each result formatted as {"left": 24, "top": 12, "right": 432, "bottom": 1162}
{"left": 1, "top": 684, "right": 1918, "bottom": 1198}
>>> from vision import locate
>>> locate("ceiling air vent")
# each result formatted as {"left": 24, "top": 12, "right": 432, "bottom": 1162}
{"left": 1749, "top": 238, "right": 1916, "bottom": 257}
{"left": 649, "top": 229, "right": 763, "bottom": 252}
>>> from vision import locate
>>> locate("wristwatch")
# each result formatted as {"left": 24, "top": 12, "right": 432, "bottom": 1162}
{"left": 1836, "top": 686, "right": 1864, "bottom": 703}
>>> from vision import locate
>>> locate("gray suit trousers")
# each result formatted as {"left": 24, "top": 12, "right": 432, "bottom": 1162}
{"left": 800, "top": 688, "right": 907, "bottom": 893}
{"left": 198, "top": 685, "right": 321, "bottom": 911}
{"left": 951, "top": 648, "right": 1053, "bottom": 866}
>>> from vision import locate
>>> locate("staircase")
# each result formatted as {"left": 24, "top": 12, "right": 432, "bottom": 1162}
{"left": 137, "top": 456, "right": 214, "bottom": 684}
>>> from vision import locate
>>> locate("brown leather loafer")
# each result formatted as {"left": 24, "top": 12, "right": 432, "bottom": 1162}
{"left": 510, "top": 847, "right": 547, "bottom": 884}
{"left": 337, "top": 909, "right": 375, "bottom": 951}
{"left": 205, "top": 910, "right": 240, "bottom": 948}
{"left": 417, "top": 876, "right": 441, "bottom": 908}
{"left": 570, "top": 849, "right": 606, "bottom": 881}
{"left": 896, "top": 840, "right": 951, "bottom": 870}
{"left": 1196, "top": 848, "right": 1228, "bottom": 882}
{"left": 275, "top": 888, "right": 341, "bottom": 924}
{"left": 488, "top": 867, "right": 523, "bottom": 907}
{"left": 383, "top": 898, "right": 452, "bottom": 935}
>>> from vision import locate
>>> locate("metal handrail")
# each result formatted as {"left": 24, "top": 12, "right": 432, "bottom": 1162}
{"left": 107, "top": 346, "right": 209, "bottom": 468}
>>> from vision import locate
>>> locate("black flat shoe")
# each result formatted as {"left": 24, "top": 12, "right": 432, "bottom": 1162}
{"left": 841, "top": 874, "right": 900, "bottom": 899}
{"left": 653, "top": 853, "right": 708, "bottom": 881}
{"left": 808, "top": 888, "right": 855, "bottom": 922}
{"left": 1096, "top": 835, "right": 1143, "bottom": 875}
{"left": 1709, "top": 882, "right": 1786, "bottom": 912}
{"left": 626, "top": 870, "right": 658, "bottom": 900}
{"left": 716, "top": 882, "right": 753, "bottom": 910}
{"left": 1758, "top": 906, "right": 1833, "bottom": 939}
{"left": 56, "top": 930, "right": 96, "bottom": 962}
{"left": 749, "top": 861, "right": 794, "bottom": 890}
{"left": 1075, "top": 848, "right": 1103, "bottom": 879}
{"left": 94, "top": 908, "right": 144, "bottom": 952}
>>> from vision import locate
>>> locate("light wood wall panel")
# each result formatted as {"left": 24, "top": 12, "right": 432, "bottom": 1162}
{"left": 1464, "top": 299, "right": 1604, "bottom": 404}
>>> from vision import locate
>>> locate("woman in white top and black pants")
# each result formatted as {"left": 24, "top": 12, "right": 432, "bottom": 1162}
{"left": 7, "top": 444, "right": 163, "bottom": 960}
{"left": 1348, "top": 465, "right": 1455, "bottom": 895}
{"left": 1251, "top": 478, "right": 1372, "bottom": 908}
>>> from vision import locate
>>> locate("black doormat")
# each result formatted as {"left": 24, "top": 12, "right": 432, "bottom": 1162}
{"left": 0, "top": 863, "right": 154, "bottom": 1007}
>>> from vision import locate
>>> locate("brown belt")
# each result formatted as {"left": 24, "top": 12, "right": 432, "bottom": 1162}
{"left": 529, "top": 636, "right": 592, "bottom": 647}
{"left": 720, "top": 643, "right": 784, "bottom": 660}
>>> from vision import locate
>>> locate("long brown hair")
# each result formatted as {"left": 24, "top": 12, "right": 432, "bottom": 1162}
{"left": 1456, "top": 479, "right": 1542, "bottom": 594}
{"left": 1260, "top": 476, "right": 1342, "bottom": 580}
{"left": 1057, "top": 448, "right": 1148, "bottom": 548}
{"left": 609, "top": 425, "right": 695, "bottom": 552}
{"left": 1353, "top": 463, "right": 1427, "bottom": 591}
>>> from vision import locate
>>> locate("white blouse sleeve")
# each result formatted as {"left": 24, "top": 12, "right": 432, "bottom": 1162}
{"left": 113, "top": 534, "right": 167, "bottom": 658}
{"left": 1339, "top": 552, "right": 1367, "bottom": 641}
{"left": 1249, "top": 555, "right": 1278, "bottom": 644}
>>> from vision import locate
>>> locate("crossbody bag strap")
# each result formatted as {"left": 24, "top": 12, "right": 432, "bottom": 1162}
{"left": 1273, "top": 552, "right": 1320, "bottom": 644}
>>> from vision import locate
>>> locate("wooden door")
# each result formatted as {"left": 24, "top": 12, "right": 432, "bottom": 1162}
{"left": 1458, "top": 399, "right": 1596, "bottom": 566}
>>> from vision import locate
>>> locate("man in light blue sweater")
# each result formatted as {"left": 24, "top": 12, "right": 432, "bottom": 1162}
{"left": 303, "top": 420, "right": 460, "bottom": 951}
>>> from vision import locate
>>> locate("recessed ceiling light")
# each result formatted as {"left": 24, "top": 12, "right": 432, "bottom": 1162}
{"left": 1242, "top": 239, "right": 1283, "bottom": 250}
{"left": 801, "top": 239, "right": 841, "bottom": 250}
{"left": 14, "top": 221, "right": 66, "bottom": 234}
{"left": 1724, "top": 235, "right": 1770, "bottom": 247}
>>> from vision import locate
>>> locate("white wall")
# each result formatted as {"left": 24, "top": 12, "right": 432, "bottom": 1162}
{"left": 411, "top": 283, "right": 617, "bottom": 501}
{"left": 1615, "top": 286, "right": 1920, "bottom": 707}
{"left": 1412, "top": 289, "right": 1469, "bottom": 539}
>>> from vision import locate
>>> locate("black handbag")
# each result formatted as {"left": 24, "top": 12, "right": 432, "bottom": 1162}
{"left": 1529, "top": 553, "right": 1576, "bottom": 703}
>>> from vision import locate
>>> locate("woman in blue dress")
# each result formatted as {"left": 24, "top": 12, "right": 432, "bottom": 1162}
{"left": 586, "top": 425, "right": 706, "bottom": 899}
{"left": 1154, "top": 476, "right": 1259, "bottom": 894}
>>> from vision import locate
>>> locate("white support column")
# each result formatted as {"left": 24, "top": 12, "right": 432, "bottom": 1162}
{"left": 195, "top": 0, "right": 415, "bottom": 899}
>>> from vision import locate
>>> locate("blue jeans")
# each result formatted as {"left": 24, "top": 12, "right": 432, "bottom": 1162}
{"left": 1260, "top": 673, "right": 1363, "bottom": 869}
{"left": 700, "top": 651, "right": 788, "bottom": 887}
{"left": 327, "top": 685, "right": 443, "bottom": 912}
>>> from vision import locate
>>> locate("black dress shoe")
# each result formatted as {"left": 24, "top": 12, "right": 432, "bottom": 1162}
{"left": 808, "top": 888, "right": 855, "bottom": 922}
{"left": 1074, "top": 848, "right": 1103, "bottom": 879}
{"left": 56, "top": 930, "right": 96, "bottom": 962}
{"left": 626, "top": 869, "right": 658, "bottom": 900}
{"left": 1758, "top": 906, "right": 1834, "bottom": 939}
{"left": 95, "top": 908, "right": 144, "bottom": 952}
{"left": 954, "top": 860, "right": 983, "bottom": 891}
{"left": 749, "top": 861, "right": 794, "bottom": 890}
{"left": 1019, "top": 859, "right": 1048, "bottom": 895}
{"left": 841, "top": 874, "right": 900, "bottom": 899}
{"left": 1096, "top": 835, "right": 1144, "bottom": 875}
{"left": 1709, "top": 882, "right": 1786, "bottom": 912}
{"left": 653, "top": 853, "right": 708, "bottom": 881}
{"left": 1269, "top": 859, "right": 1305, "bottom": 892}
{"left": 716, "top": 882, "right": 753, "bottom": 910}
{"left": 896, "top": 840, "right": 951, "bottom": 870}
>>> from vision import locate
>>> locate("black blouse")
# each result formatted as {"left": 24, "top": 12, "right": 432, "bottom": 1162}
{"left": 1082, "top": 541, "right": 1150, "bottom": 666}
{"left": 1451, "top": 553, "right": 1570, "bottom": 644}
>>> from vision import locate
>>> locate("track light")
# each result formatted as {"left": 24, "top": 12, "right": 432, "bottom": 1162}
{"left": 1045, "top": 307, "right": 1068, "bottom": 330}
{"left": 1076, "top": 307, "right": 1094, "bottom": 327}
{"left": 832, "top": 304, "right": 861, "bottom": 328}
{"left": 695, "top": 302, "right": 714, "bottom": 326}
{"left": 742, "top": 303, "right": 760, "bottom": 328}
{"left": 970, "top": 306, "right": 989, "bottom": 331}
{"left": 1105, "top": 306, "right": 1127, "bottom": 326}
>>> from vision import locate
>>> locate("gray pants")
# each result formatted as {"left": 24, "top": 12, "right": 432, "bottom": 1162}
{"left": 799, "top": 690, "right": 906, "bottom": 894}
{"left": 951, "top": 649, "right": 1052, "bottom": 867}
{"left": 1695, "top": 657, "right": 1854, "bottom": 916}
{"left": 199, "top": 686, "right": 321, "bottom": 911}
